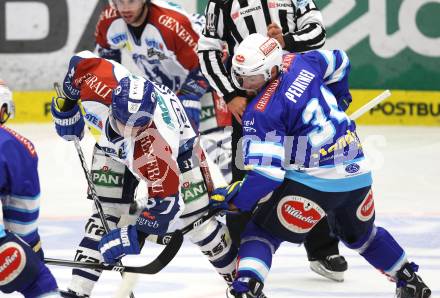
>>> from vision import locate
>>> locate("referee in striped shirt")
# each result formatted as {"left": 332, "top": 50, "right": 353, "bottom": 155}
{"left": 198, "top": 0, "right": 348, "bottom": 282}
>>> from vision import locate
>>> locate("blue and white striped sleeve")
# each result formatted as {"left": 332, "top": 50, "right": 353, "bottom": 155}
{"left": 314, "top": 49, "right": 352, "bottom": 111}
{"left": 1, "top": 138, "right": 41, "bottom": 245}
{"left": 231, "top": 133, "right": 286, "bottom": 212}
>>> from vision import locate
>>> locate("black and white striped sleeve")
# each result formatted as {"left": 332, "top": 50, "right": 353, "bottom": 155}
{"left": 284, "top": 0, "right": 326, "bottom": 52}
{"left": 197, "top": 0, "right": 242, "bottom": 102}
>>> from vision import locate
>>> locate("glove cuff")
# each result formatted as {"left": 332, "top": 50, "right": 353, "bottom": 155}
{"left": 51, "top": 101, "right": 81, "bottom": 125}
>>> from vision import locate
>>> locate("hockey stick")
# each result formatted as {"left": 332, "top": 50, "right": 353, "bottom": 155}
{"left": 52, "top": 83, "right": 138, "bottom": 297}
{"left": 349, "top": 90, "right": 391, "bottom": 120}
{"left": 44, "top": 208, "right": 221, "bottom": 273}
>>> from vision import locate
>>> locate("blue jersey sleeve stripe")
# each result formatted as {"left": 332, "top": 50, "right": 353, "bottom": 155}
{"left": 250, "top": 140, "right": 283, "bottom": 147}
{"left": 2, "top": 205, "right": 40, "bottom": 214}
{"left": 286, "top": 170, "right": 372, "bottom": 192}
{"left": 4, "top": 218, "right": 38, "bottom": 226}
{"left": 248, "top": 141, "right": 285, "bottom": 161}
{"left": 3, "top": 209, "right": 39, "bottom": 222}
{"left": 253, "top": 167, "right": 285, "bottom": 182}
{"left": 318, "top": 50, "right": 335, "bottom": 80}
{"left": 0, "top": 225, "right": 5, "bottom": 237}
{"left": 246, "top": 152, "right": 284, "bottom": 162}
{"left": 11, "top": 194, "right": 40, "bottom": 201}
{"left": 327, "top": 50, "right": 349, "bottom": 84}
{"left": 13, "top": 229, "right": 38, "bottom": 238}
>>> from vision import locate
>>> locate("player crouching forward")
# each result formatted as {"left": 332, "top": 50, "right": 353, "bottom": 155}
{"left": 50, "top": 51, "right": 237, "bottom": 297}
{"left": 0, "top": 81, "right": 59, "bottom": 297}
{"left": 209, "top": 34, "right": 431, "bottom": 298}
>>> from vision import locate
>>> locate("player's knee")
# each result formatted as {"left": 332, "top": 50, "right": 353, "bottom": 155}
{"left": 189, "top": 217, "right": 235, "bottom": 259}
{"left": 0, "top": 231, "right": 54, "bottom": 295}
{"left": 241, "top": 220, "right": 282, "bottom": 251}
{"left": 340, "top": 224, "right": 378, "bottom": 253}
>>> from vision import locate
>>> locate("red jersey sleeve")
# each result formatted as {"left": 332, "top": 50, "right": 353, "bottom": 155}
{"left": 149, "top": 5, "right": 200, "bottom": 72}
{"left": 95, "top": 5, "right": 120, "bottom": 49}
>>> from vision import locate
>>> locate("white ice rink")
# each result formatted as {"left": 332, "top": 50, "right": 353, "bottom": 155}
{"left": 6, "top": 123, "right": 440, "bottom": 298}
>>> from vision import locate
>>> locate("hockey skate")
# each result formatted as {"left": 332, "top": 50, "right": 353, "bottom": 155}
{"left": 309, "top": 254, "right": 347, "bottom": 282}
{"left": 226, "top": 277, "right": 267, "bottom": 298}
{"left": 395, "top": 262, "right": 431, "bottom": 298}
{"left": 59, "top": 289, "right": 90, "bottom": 298}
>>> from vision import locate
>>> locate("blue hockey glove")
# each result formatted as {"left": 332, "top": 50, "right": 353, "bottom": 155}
{"left": 98, "top": 225, "right": 140, "bottom": 264}
{"left": 51, "top": 97, "right": 85, "bottom": 141}
{"left": 210, "top": 180, "right": 243, "bottom": 211}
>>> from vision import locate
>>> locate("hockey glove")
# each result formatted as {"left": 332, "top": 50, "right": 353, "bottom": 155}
{"left": 51, "top": 97, "right": 85, "bottom": 141}
{"left": 98, "top": 225, "right": 141, "bottom": 264}
{"left": 210, "top": 180, "right": 243, "bottom": 211}
{"left": 177, "top": 69, "right": 209, "bottom": 129}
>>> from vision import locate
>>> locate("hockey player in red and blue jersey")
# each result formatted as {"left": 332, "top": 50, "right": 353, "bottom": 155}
{"left": 209, "top": 34, "right": 431, "bottom": 298}
{"left": 95, "top": 0, "right": 212, "bottom": 130}
{"left": 0, "top": 81, "right": 59, "bottom": 297}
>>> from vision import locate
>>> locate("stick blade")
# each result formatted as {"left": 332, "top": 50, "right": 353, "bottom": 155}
{"left": 128, "top": 230, "right": 184, "bottom": 274}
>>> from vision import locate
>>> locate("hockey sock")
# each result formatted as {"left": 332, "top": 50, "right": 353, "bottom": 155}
{"left": 344, "top": 225, "right": 406, "bottom": 276}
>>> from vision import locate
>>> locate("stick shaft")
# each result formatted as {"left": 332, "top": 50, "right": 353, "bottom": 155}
{"left": 349, "top": 90, "right": 391, "bottom": 120}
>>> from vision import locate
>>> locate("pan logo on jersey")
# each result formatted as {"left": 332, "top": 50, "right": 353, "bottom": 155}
{"left": 181, "top": 181, "right": 207, "bottom": 203}
{"left": 259, "top": 38, "right": 278, "bottom": 57}
{"left": 356, "top": 190, "right": 375, "bottom": 222}
{"left": 91, "top": 167, "right": 124, "bottom": 187}
{"left": 0, "top": 242, "right": 26, "bottom": 285}
{"left": 277, "top": 196, "right": 325, "bottom": 233}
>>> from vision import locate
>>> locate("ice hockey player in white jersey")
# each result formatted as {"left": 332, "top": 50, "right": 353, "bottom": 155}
{"left": 210, "top": 33, "right": 431, "bottom": 298}
{"left": 50, "top": 51, "right": 237, "bottom": 297}
{"left": 0, "top": 80, "right": 60, "bottom": 297}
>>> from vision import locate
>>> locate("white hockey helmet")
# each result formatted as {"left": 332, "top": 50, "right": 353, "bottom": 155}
{"left": 231, "top": 33, "right": 283, "bottom": 90}
{"left": 0, "top": 80, "right": 15, "bottom": 124}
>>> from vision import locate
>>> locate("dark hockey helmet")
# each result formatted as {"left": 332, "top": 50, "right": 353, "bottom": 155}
{"left": 111, "top": 75, "right": 156, "bottom": 129}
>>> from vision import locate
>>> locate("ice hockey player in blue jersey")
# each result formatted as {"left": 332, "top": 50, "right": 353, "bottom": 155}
{"left": 0, "top": 80, "right": 59, "bottom": 297}
{"left": 210, "top": 34, "right": 431, "bottom": 298}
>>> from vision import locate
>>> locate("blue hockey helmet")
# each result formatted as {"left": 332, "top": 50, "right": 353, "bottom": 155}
{"left": 111, "top": 75, "right": 156, "bottom": 128}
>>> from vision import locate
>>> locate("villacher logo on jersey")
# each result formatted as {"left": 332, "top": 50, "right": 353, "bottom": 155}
{"left": 356, "top": 190, "right": 375, "bottom": 222}
{"left": 0, "top": 243, "right": 26, "bottom": 285}
{"left": 277, "top": 196, "right": 325, "bottom": 234}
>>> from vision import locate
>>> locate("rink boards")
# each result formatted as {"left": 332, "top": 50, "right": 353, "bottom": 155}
{"left": 8, "top": 89, "right": 440, "bottom": 126}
